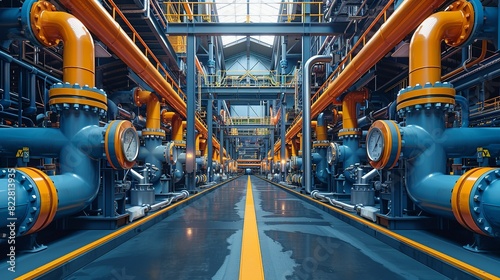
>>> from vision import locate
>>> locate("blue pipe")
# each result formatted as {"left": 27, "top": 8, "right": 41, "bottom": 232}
{"left": 454, "top": 95, "right": 469, "bottom": 127}
{"left": 399, "top": 119, "right": 458, "bottom": 218}
{"left": 0, "top": 50, "right": 60, "bottom": 110}
{"left": 173, "top": 153, "right": 186, "bottom": 183}
{"left": 0, "top": 111, "right": 34, "bottom": 127}
{"left": 0, "top": 128, "right": 66, "bottom": 157}
{"left": 1, "top": 59, "right": 11, "bottom": 108}
{"left": 0, "top": 0, "right": 111, "bottom": 235}
{"left": 24, "top": 70, "right": 37, "bottom": 115}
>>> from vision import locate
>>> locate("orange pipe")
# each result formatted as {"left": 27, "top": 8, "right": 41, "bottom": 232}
{"left": 275, "top": 0, "right": 447, "bottom": 153}
{"left": 195, "top": 133, "right": 201, "bottom": 155}
{"left": 315, "top": 120, "right": 327, "bottom": 141}
{"left": 342, "top": 89, "right": 369, "bottom": 131}
{"left": 199, "top": 137, "right": 207, "bottom": 155}
{"left": 182, "top": 2, "right": 194, "bottom": 21}
{"left": 442, "top": 40, "right": 487, "bottom": 80}
{"left": 410, "top": 8, "right": 472, "bottom": 86}
{"left": 58, "top": 0, "right": 219, "bottom": 149}
{"left": 134, "top": 88, "right": 160, "bottom": 130}
{"left": 31, "top": 1, "right": 94, "bottom": 86}
{"left": 163, "top": 112, "right": 183, "bottom": 142}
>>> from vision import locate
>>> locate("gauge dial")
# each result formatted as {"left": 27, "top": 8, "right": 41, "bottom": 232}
{"left": 121, "top": 127, "right": 139, "bottom": 162}
{"left": 105, "top": 120, "right": 139, "bottom": 170}
{"left": 327, "top": 142, "right": 339, "bottom": 165}
{"left": 367, "top": 128, "right": 384, "bottom": 162}
{"left": 366, "top": 120, "right": 401, "bottom": 170}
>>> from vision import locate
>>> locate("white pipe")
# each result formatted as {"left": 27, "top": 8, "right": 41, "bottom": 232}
{"left": 122, "top": 0, "right": 150, "bottom": 14}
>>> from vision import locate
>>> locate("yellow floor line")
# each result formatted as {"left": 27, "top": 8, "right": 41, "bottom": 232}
{"left": 239, "top": 176, "right": 265, "bottom": 280}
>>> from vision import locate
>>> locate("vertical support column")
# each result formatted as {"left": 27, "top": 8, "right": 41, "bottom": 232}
{"left": 207, "top": 94, "right": 213, "bottom": 182}
{"left": 280, "top": 97, "right": 286, "bottom": 182}
{"left": 219, "top": 99, "right": 224, "bottom": 175}
{"left": 301, "top": 19, "right": 311, "bottom": 191}
{"left": 280, "top": 36, "right": 288, "bottom": 182}
{"left": 185, "top": 34, "right": 196, "bottom": 191}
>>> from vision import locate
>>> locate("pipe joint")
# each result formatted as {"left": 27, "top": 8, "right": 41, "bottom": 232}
{"left": 452, "top": 168, "right": 500, "bottom": 237}
{"left": 443, "top": 0, "right": 475, "bottom": 47}
{"left": 0, "top": 167, "right": 58, "bottom": 236}
{"left": 30, "top": 1, "right": 58, "bottom": 46}
{"left": 49, "top": 82, "right": 107, "bottom": 117}
{"left": 396, "top": 81, "right": 455, "bottom": 115}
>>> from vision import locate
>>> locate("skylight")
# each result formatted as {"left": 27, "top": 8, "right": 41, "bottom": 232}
{"left": 214, "top": 0, "right": 282, "bottom": 45}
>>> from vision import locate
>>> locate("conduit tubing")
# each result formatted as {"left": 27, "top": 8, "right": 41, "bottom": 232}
{"left": 279, "top": 0, "right": 447, "bottom": 152}
{"left": 442, "top": 40, "right": 487, "bottom": 81}
{"left": 303, "top": 55, "right": 332, "bottom": 193}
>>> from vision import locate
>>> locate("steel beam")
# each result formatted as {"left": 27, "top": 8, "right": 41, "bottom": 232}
{"left": 167, "top": 22, "right": 348, "bottom": 36}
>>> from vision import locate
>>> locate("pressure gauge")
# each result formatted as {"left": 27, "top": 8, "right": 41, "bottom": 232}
{"left": 327, "top": 142, "right": 339, "bottom": 165}
{"left": 367, "top": 128, "right": 383, "bottom": 162}
{"left": 366, "top": 120, "right": 402, "bottom": 170}
{"left": 121, "top": 127, "right": 139, "bottom": 162}
{"left": 105, "top": 120, "right": 140, "bottom": 169}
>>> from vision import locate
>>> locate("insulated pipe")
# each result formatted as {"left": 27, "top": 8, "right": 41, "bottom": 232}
{"left": 303, "top": 55, "right": 332, "bottom": 193}
{"left": 311, "top": 190, "right": 355, "bottom": 211}
{"left": 278, "top": 0, "right": 447, "bottom": 152}
{"left": 58, "top": 0, "right": 222, "bottom": 151}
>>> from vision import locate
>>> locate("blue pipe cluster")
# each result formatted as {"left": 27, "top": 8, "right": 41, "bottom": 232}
{"left": 0, "top": 83, "right": 112, "bottom": 235}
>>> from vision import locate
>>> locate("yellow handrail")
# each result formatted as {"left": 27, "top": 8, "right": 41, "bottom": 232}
{"left": 163, "top": 1, "right": 324, "bottom": 23}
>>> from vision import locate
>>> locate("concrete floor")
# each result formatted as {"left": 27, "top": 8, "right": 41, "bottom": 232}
{"left": 64, "top": 176, "right": 448, "bottom": 279}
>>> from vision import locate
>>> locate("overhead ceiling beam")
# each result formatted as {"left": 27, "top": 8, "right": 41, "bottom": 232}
{"left": 167, "top": 22, "right": 349, "bottom": 36}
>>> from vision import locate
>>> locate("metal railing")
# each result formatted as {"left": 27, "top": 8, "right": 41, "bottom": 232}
{"left": 202, "top": 70, "right": 297, "bottom": 87}
{"left": 163, "top": 1, "right": 325, "bottom": 23}
{"left": 471, "top": 96, "right": 500, "bottom": 117}
{"left": 108, "top": 0, "right": 185, "bottom": 100}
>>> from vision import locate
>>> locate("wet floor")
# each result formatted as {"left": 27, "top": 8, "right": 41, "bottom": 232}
{"left": 65, "top": 176, "right": 448, "bottom": 279}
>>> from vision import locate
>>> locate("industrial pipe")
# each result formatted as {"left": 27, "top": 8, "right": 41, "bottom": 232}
{"left": 311, "top": 190, "right": 355, "bottom": 211}
{"left": 58, "top": 0, "right": 223, "bottom": 153}
{"left": 28, "top": 1, "right": 95, "bottom": 87}
{"left": 338, "top": 89, "right": 368, "bottom": 138}
{"left": 369, "top": 0, "right": 500, "bottom": 237}
{"left": 276, "top": 0, "right": 448, "bottom": 153}
{"left": 0, "top": 1, "right": 140, "bottom": 237}
{"left": 303, "top": 55, "right": 333, "bottom": 193}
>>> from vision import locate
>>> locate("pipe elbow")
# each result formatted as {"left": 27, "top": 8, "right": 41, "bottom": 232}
{"left": 410, "top": 3, "right": 474, "bottom": 86}
{"left": 31, "top": 2, "right": 95, "bottom": 86}
{"left": 52, "top": 173, "right": 99, "bottom": 218}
